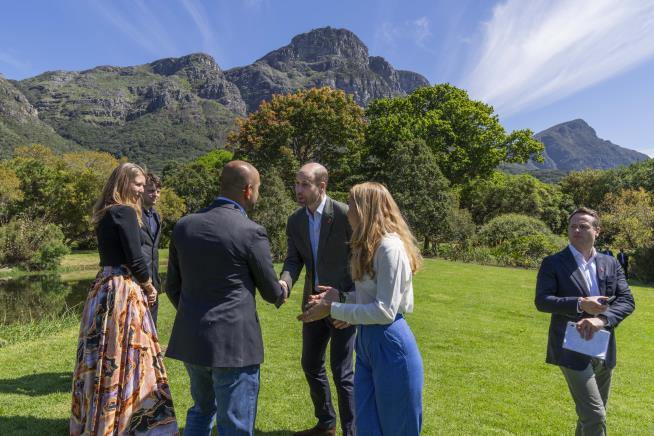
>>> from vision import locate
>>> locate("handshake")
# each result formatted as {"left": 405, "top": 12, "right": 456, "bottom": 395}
{"left": 279, "top": 282, "right": 350, "bottom": 329}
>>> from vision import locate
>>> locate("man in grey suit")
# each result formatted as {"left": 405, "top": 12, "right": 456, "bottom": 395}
{"left": 535, "top": 207, "right": 635, "bottom": 436}
{"left": 280, "top": 163, "right": 355, "bottom": 436}
{"left": 166, "top": 160, "right": 288, "bottom": 436}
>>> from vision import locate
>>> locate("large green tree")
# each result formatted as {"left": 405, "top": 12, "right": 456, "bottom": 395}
{"left": 227, "top": 87, "right": 367, "bottom": 191}
{"left": 365, "top": 84, "right": 543, "bottom": 185}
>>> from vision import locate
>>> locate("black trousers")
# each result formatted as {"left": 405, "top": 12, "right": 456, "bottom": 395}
{"left": 301, "top": 318, "right": 356, "bottom": 436}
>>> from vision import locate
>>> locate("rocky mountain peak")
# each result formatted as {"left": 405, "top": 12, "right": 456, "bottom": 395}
{"left": 150, "top": 53, "right": 219, "bottom": 76}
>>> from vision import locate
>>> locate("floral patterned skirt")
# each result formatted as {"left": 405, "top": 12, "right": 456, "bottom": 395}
{"left": 70, "top": 269, "right": 178, "bottom": 435}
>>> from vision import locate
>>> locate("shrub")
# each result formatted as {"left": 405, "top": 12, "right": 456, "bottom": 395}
{"left": 476, "top": 214, "right": 552, "bottom": 247}
{"left": 630, "top": 245, "right": 654, "bottom": 282}
{"left": 0, "top": 217, "right": 69, "bottom": 270}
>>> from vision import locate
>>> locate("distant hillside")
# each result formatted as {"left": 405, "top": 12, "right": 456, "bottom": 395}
{"left": 503, "top": 119, "right": 649, "bottom": 178}
{"left": 0, "top": 76, "right": 79, "bottom": 157}
{"left": 2, "top": 27, "right": 428, "bottom": 170}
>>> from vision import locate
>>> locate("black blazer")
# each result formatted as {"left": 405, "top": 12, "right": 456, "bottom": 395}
{"left": 281, "top": 196, "right": 354, "bottom": 309}
{"left": 140, "top": 208, "right": 161, "bottom": 291}
{"left": 165, "top": 199, "right": 285, "bottom": 367}
{"left": 535, "top": 246, "right": 635, "bottom": 370}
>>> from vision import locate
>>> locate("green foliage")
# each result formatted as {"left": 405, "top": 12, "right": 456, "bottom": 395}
{"left": 228, "top": 87, "right": 367, "bottom": 191}
{"left": 0, "top": 217, "right": 69, "bottom": 270}
{"left": 630, "top": 245, "right": 654, "bottom": 282}
{"left": 559, "top": 169, "right": 621, "bottom": 210}
{"left": 365, "top": 84, "right": 544, "bottom": 185}
{"left": 373, "top": 140, "right": 452, "bottom": 247}
{"left": 476, "top": 213, "right": 553, "bottom": 247}
{"left": 157, "top": 188, "right": 187, "bottom": 248}
{"left": 251, "top": 170, "right": 297, "bottom": 261}
{"left": 194, "top": 149, "right": 233, "bottom": 171}
{"left": 461, "top": 171, "right": 573, "bottom": 233}
{"left": 0, "top": 163, "right": 23, "bottom": 223}
{"left": 491, "top": 234, "right": 566, "bottom": 268}
{"left": 599, "top": 188, "right": 654, "bottom": 251}
{"left": 162, "top": 161, "right": 219, "bottom": 214}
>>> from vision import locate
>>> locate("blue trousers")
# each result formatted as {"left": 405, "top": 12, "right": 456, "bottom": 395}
{"left": 355, "top": 315, "right": 423, "bottom": 436}
{"left": 183, "top": 362, "right": 260, "bottom": 436}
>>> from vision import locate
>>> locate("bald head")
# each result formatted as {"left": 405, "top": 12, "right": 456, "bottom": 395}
{"left": 298, "top": 162, "right": 328, "bottom": 186}
{"left": 220, "top": 160, "right": 260, "bottom": 208}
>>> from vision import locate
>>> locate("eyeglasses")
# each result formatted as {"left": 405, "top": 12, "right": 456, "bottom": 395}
{"left": 568, "top": 224, "right": 595, "bottom": 231}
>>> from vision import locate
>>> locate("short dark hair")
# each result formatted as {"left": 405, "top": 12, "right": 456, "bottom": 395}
{"left": 146, "top": 172, "right": 162, "bottom": 189}
{"left": 569, "top": 207, "right": 600, "bottom": 228}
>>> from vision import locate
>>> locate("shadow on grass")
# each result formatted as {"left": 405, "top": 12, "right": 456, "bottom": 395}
{"left": 0, "top": 416, "right": 68, "bottom": 435}
{"left": 178, "top": 427, "right": 293, "bottom": 435}
{"left": 0, "top": 371, "right": 71, "bottom": 396}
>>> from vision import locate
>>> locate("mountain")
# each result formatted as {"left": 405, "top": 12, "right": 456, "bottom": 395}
{"left": 225, "top": 27, "right": 429, "bottom": 112}
{"left": 3, "top": 27, "right": 428, "bottom": 170}
{"left": 504, "top": 119, "right": 649, "bottom": 177}
{"left": 0, "top": 76, "right": 79, "bottom": 157}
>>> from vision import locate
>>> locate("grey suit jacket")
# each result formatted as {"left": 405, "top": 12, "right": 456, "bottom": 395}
{"left": 281, "top": 196, "right": 354, "bottom": 309}
{"left": 165, "top": 199, "right": 285, "bottom": 367}
{"left": 535, "top": 246, "right": 635, "bottom": 370}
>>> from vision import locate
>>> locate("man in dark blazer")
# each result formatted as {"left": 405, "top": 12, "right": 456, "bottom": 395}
{"left": 617, "top": 248, "right": 629, "bottom": 279}
{"left": 166, "top": 160, "right": 287, "bottom": 436}
{"left": 535, "top": 207, "right": 635, "bottom": 436}
{"left": 280, "top": 163, "right": 355, "bottom": 436}
{"left": 140, "top": 172, "right": 162, "bottom": 326}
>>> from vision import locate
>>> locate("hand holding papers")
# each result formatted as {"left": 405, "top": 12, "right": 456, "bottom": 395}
{"left": 563, "top": 321, "right": 610, "bottom": 359}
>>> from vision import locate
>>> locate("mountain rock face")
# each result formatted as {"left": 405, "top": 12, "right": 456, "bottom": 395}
{"left": 0, "top": 76, "right": 79, "bottom": 157}
{"left": 508, "top": 119, "right": 649, "bottom": 173}
{"left": 2, "top": 27, "right": 428, "bottom": 169}
{"left": 225, "top": 27, "right": 430, "bottom": 112}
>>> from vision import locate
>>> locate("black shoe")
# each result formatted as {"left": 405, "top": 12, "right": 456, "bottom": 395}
{"left": 292, "top": 424, "right": 337, "bottom": 436}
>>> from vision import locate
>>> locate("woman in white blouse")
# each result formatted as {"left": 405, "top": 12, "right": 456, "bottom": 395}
{"left": 299, "top": 182, "right": 424, "bottom": 436}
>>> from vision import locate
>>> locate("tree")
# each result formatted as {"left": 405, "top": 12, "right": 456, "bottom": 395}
{"left": 374, "top": 139, "right": 452, "bottom": 249}
{"left": 156, "top": 187, "right": 187, "bottom": 247}
{"left": 365, "top": 84, "right": 543, "bottom": 185}
{"left": 228, "top": 87, "right": 367, "bottom": 191}
{"left": 0, "top": 164, "right": 23, "bottom": 223}
{"left": 559, "top": 169, "right": 621, "bottom": 211}
{"left": 599, "top": 188, "right": 654, "bottom": 251}
{"left": 162, "top": 162, "right": 219, "bottom": 214}
{"left": 460, "top": 172, "right": 573, "bottom": 233}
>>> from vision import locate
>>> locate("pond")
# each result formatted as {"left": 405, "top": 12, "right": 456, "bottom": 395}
{"left": 0, "top": 272, "right": 168, "bottom": 325}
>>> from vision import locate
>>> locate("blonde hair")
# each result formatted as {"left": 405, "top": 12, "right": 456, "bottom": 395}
{"left": 92, "top": 163, "right": 145, "bottom": 226}
{"left": 349, "top": 182, "right": 422, "bottom": 281}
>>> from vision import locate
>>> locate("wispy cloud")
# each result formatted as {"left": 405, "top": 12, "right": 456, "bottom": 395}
{"left": 463, "top": 0, "right": 654, "bottom": 116}
{"left": 93, "top": 0, "right": 178, "bottom": 57}
{"left": 374, "top": 17, "right": 434, "bottom": 51}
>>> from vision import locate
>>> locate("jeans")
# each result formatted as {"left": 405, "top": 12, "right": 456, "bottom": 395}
{"left": 355, "top": 314, "right": 423, "bottom": 436}
{"left": 183, "top": 362, "right": 260, "bottom": 436}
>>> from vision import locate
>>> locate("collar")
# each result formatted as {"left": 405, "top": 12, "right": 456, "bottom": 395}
{"left": 144, "top": 207, "right": 155, "bottom": 216}
{"left": 306, "top": 195, "right": 327, "bottom": 218}
{"left": 216, "top": 196, "right": 247, "bottom": 216}
{"left": 568, "top": 243, "right": 597, "bottom": 265}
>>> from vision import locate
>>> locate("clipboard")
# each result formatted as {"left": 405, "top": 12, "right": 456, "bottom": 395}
{"left": 562, "top": 321, "right": 610, "bottom": 359}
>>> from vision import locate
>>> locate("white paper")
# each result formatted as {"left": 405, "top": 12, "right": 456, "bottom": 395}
{"left": 562, "top": 321, "right": 610, "bottom": 359}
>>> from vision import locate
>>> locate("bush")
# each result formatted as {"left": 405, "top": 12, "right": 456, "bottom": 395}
{"left": 492, "top": 234, "right": 566, "bottom": 268}
{"left": 476, "top": 214, "right": 552, "bottom": 247}
{"left": 630, "top": 245, "right": 654, "bottom": 282}
{"left": 0, "top": 217, "right": 69, "bottom": 270}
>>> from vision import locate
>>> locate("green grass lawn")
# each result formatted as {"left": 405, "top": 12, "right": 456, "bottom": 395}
{"left": 0, "top": 258, "right": 652, "bottom": 435}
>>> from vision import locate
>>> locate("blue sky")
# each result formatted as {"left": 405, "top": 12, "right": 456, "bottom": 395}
{"left": 2, "top": 0, "right": 654, "bottom": 155}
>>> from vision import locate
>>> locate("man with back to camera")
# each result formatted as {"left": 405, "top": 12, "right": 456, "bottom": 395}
{"left": 535, "top": 207, "right": 635, "bottom": 436}
{"left": 166, "top": 160, "right": 288, "bottom": 436}
{"left": 140, "top": 172, "right": 162, "bottom": 326}
{"left": 280, "top": 162, "right": 355, "bottom": 436}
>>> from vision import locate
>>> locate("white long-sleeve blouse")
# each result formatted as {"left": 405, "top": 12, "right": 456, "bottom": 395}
{"left": 330, "top": 233, "right": 414, "bottom": 325}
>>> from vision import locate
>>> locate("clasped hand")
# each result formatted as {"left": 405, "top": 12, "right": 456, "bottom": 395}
{"left": 296, "top": 285, "right": 350, "bottom": 329}
{"left": 143, "top": 283, "right": 157, "bottom": 307}
{"left": 579, "top": 296, "right": 609, "bottom": 315}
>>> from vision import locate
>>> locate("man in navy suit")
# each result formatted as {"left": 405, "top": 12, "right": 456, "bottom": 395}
{"left": 535, "top": 207, "right": 635, "bottom": 436}
{"left": 166, "top": 160, "right": 288, "bottom": 436}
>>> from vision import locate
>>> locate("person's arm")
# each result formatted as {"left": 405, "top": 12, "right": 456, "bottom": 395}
{"left": 534, "top": 256, "right": 580, "bottom": 315}
{"left": 115, "top": 206, "right": 150, "bottom": 284}
{"left": 248, "top": 226, "right": 286, "bottom": 308}
{"left": 165, "top": 234, "right": 181, "bottom": 309}
{"left": 600, "top": 260, "right": 635, "bottom": 327}
{"left": 330, "top": 238, "right": 409, "bottom": 325}
{"left": 280, "top": 215, "right": 303, "bottom": 292}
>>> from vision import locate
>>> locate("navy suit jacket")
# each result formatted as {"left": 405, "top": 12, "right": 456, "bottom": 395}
{"left": 165, "top": 199, "right": 285, "bottom": 367}
{"left": 535, "top": 246, "right": 635, "bottom": 370}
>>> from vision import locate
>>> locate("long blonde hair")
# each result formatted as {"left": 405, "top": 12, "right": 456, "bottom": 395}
{"left": 92, "top": 163, "right": 145, "bottom": 226}
{"left": 349, "top": 182, "right": 422, "bottom": 280}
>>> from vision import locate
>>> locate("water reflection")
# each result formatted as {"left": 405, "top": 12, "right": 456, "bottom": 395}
{"left": 0, "top": 272, "right": 168, "bottom": 325}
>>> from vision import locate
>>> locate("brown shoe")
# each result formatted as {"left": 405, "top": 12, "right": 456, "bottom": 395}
{"left": 292, "top": 424, "right": 336, "bottom": 436}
